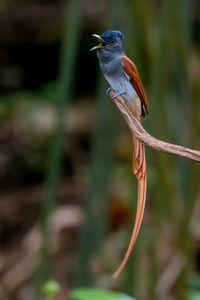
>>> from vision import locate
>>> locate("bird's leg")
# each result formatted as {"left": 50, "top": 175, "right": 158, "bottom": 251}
{"left": 107, "top": 88, "right": 126, "bottom": 99}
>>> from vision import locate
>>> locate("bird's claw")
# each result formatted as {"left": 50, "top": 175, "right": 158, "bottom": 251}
{"left": 107, "top": 87, "right": 112, "bottom": 95}
{"left": 107, "top": 88, "right": 126, "bottom": 99}
{"left": 112, "top": 91, "right": 126, "bottom": 99}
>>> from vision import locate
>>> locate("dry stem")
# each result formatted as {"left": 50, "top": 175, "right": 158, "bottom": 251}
{"left": 109, "top": 89, "right": 200, "bottom": 163}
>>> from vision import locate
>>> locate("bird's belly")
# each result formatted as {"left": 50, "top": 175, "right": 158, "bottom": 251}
{"left": 105, "top": 75, "right": 141, "bottom": 117}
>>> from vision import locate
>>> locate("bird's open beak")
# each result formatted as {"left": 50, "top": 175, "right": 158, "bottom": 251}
{"left": 90, "top": 34, "right": 107, "bottom": 51}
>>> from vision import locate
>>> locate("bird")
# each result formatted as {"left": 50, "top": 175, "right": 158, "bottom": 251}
{"left": 91, "top": 30, "right": 148, "bottom": 278}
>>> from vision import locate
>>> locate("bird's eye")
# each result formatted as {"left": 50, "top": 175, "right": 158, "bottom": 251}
{"left": 111, "top": 40, "right": 115, "bottom": 44}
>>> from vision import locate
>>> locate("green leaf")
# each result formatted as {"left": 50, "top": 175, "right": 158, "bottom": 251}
{"left": 71, "top": 288, "right": 136, "bottom": 300}
{"left": 42, "top": 280, "right": 61, "bottom": 296}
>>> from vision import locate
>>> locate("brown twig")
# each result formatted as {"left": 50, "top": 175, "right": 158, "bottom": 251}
{"left": 109, "top": 89, "right": 200, "bottom": 163}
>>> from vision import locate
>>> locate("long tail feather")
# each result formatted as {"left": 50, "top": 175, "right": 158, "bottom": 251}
{"left": 113, "top": 134, "right": 146, "bottom": 279}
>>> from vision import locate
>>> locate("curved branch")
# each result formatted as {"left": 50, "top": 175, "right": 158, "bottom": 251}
{"left": 109, "top": 89, "right": 200, "bottom": 163}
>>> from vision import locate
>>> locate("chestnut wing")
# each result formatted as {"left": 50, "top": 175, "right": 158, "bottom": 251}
{"left": 122, "top": 55, "right": 148, "bottom": 116}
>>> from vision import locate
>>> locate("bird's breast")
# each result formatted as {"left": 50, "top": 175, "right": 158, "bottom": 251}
{"left": 104, "top": 73, "right": 141, "bottom": 117}
{"left": 100, "top": 58, "right": 135, "bottom": 99}
{"left": 100, "top": 56, "right": 141, "bottom": 117}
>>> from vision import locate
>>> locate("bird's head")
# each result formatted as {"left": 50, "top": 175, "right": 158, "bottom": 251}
{"left": 91, "top": 30, "right": 124, "bottom": 55}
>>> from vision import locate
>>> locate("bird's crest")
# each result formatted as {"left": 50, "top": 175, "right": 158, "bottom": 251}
{"left": 101, "top": 30, "right": 124, "bottom": 40}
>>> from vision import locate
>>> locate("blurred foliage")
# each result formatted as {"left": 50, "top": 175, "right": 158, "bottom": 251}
{"left": 42, "top": 280, "right": 61, "bottom": 299}
{"left": 34, "top": 0, "right": 81, "bottom": 299}
{"left": 187, "top": 290, "right": 200, "bottom": 300}
{"left": 71, "top": 288, "right": 135, "bottom": 300}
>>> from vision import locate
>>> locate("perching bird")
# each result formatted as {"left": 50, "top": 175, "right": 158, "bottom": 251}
{"left": 91, "top": 30, "right": 148, "bottom": 278}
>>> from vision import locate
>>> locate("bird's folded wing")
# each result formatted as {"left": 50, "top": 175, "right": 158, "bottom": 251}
{"left": 122, "top": 55, "right": 148, "bottom": 116}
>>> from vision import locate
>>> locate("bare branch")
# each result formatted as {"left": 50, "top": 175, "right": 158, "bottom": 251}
{"left": 109, "top": 89, "right": 200, "bottom": 163}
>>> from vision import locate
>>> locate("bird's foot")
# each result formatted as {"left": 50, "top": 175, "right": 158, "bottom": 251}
{"left": 106, "top": 87, "right": 112, "bottom": 95}
{"left": 112, "top": 91, "right": 126, "bottom": 99}
{"left": 107, "top": 88, "right": 126, "bottom": 99}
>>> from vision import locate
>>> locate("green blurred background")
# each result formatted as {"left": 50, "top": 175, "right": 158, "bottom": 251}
{"left": 0, "top": 0, "right": 200, "bottom": 299}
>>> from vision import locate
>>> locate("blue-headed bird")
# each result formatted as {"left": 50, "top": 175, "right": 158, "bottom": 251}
{"left": 91, "top": 30, "right": 148, "bottom": 278}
